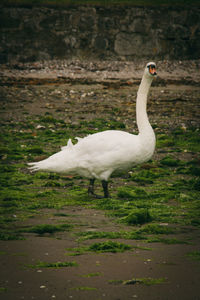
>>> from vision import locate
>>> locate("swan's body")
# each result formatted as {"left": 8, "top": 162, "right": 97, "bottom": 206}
{"left": 28, "top": 62, "right": 157, "bottom": 198}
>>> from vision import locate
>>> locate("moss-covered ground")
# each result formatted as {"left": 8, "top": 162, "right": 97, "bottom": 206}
{"left": 0, "top": 80, "right": 200, "bottom": 299}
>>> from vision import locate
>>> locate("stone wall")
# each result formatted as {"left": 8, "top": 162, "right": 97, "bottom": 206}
{"left": 0, "top": 5, "right": 199, "bottom": 63}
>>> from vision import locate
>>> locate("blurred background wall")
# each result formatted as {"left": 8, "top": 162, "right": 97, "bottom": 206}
{"left": 0, "top": 5, "right": 199, "bottom": 63}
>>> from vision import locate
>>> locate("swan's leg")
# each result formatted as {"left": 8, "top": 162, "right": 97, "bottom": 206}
{"left": 88, "top": 179, "right": 109, "bottom": 198}
{"left": 88, "top": 178, "right": 95, "bottom": 196}
{"left": 102, "top": 180, "right": 110, "bottom": 198}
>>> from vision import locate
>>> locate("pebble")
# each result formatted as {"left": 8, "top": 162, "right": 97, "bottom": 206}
{"left": 159, "top": 223, "right": 169, "bottom": 226}
{"left": 36, "top": 124, "right": 45, "bottom": 129}
{"left": 69, "top": 90, "right": 76, "bottom": 94}
{"left": 81, "top": 93, "right": 87, "bottom": 98}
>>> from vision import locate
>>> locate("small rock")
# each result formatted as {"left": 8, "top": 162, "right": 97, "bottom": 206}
{"left": 36, "top": 125, "right": 45, "bottom": 130}
{"left": 88, "top": 91, "right": 94, "bottom": 96}
{"left": 159, "top": 223, "right": 169, "bottom": 226}
{"left": 81, "top": 93, "right": 87, "bottom": 98}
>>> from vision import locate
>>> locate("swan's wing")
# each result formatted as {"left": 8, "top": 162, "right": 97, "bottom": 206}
{"left": 76, "top": 130, "right": 139, "bottom": 155}
{"left": 73, "top": 130, "right": 141, "bottom": 169}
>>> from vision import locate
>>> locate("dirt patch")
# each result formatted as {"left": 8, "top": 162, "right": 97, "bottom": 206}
{"left": 1, "top": 207, "right": 200, "bottom": 300}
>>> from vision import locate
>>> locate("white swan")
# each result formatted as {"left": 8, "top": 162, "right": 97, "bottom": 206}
{"left": 28, "top": 62, "right": 157, "bottom": 198}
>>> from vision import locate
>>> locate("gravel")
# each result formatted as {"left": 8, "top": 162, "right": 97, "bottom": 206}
{"left": 0, "top": 59, "right": 200, "bottom": 84}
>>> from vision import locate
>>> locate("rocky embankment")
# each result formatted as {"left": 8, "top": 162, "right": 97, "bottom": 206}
{"left": 0, "top": 59, "right": 200, "bottom": 86}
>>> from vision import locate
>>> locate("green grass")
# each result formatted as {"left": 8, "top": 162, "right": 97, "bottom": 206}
{"left": 119, "top": 208, "right": 152, "bottom": 225}
{"left": 125, "top": 277, "right": 166, "bottom": 285}
{"left": 75, "top": 224, "right": 177, "bottom": 244}
{"left": 146, "top": 237, "right": 190, "bottom": 244}
{"left": 27, "top": 261, "right": 78, "bottom": 268}
{"left": 76, "top": 231, "right": 124, "bottom": 241}
{"left": 71, "top": 286, "right": 97, "bottom": 291}
{"left": 109, "top": 277, "right": 166, "bottom": 285}
{"left": 66, "top": 241, "right": 133, "bottom": 255}
{"left": 81, "top": 272, "right": 102, "bottom": 278}
{"left": 0, "top": 287, "right": 7, "bottom": 293}
{"left": 157, "top": 129, "right": 200, "bottom": 152}
{"left": 0, "top": 223, "right": 72, "bottom": 240}
{"left": 21, "top": 223, "right": 72, "bottom": 234}
{"left": 88, "top": 240, "right": 132, "bottom": 252}
{"left": 0, "top": 232, "right": 25, "bottom": 241}
{"left": 76, "top": 230, "right": 149, "bottom": 242}
{"left": 139, "top": 224, "right": 175, "bottom": 234}
{"left": 186, "top": 251, "right": 200, "bottom": 261}
{"left": 160, "top": 156, "right": 183, "bottom": 167}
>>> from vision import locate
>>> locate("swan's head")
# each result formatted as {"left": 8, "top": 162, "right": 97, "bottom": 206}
{"left": 145, "top": 62, "right": 157, "bottom": 78}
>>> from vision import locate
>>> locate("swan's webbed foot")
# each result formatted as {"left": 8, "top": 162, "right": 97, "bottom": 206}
{"left": 88, "top": 179, "right": 110, "bottom": 198}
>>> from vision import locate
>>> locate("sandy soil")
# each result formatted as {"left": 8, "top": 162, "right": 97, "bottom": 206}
{"left": 1, "top": 207, "right": 200, "bottom": 300}
{"left": 0, "top": 60, "right": 200, "bottom": 300}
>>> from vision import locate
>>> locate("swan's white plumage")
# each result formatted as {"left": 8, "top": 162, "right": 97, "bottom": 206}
{"left": 29, "top": 130, "right": 155, "bottom": 180}
{"left": 28, "top": 62, "right": 157, "bottom": 194}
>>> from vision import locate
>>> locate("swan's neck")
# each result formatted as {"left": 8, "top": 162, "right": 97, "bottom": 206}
{"left": 136, "top": 74, "right": 154, "bottom": 136}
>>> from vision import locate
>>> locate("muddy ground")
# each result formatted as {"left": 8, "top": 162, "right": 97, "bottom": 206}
{"left": 0, "top": 60, "right": 200, "bottom": 300}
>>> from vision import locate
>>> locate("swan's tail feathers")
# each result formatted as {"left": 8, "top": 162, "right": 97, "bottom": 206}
{"left": 28, "top": 142, "right": 77, "bottom": 173}
{"left": 28, "top": 162, "right": 43, "bottom": 172}
{"left": 61, "top": 137, "right": 83, "bottom": 151}
{"left": 61, "top": 138, "right": 73, "bottom": 151}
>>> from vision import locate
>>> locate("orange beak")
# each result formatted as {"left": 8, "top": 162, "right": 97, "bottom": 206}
{"left": 149, "top": 66, "right": 157, "bottom": 76}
